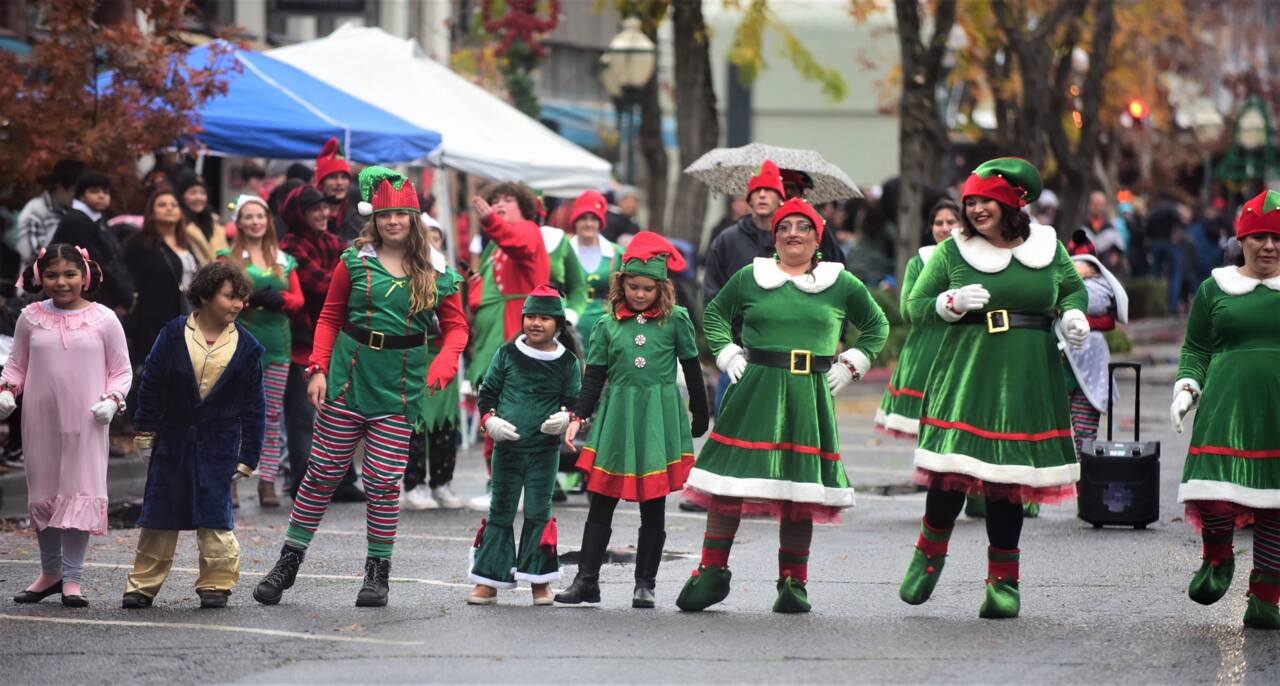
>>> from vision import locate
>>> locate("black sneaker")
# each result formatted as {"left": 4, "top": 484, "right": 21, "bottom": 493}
{"left": 198, "top": 590, "right": 229, "bottom": 609}
{"left": 253, "top": 544, "right": 306, "bottom": 605}
{"left": 121, "top": 592, "right": 152, "bottom": 609}
{"left": 355, "top": 556, "right": 391, "bottom": 607}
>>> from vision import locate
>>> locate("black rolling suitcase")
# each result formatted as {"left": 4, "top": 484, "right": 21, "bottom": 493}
{"left": 1077, "top": 362, "right": 1161, "bottom": 529}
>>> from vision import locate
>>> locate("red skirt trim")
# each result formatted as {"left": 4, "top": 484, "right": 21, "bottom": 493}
{"left": 873, "top": 424, "right": 918, "bottom": 441}
{"left": 681, "top": 487, "right": 844, "bottom": 525}
{"left": 1181, "top": 500, "right": 1257, "bottom": 532}
{"left": 910, "top": 467, "right": 1076, "bottom": 505}
{"left": 887, "top": 384, "right": 924, "bottom": 399}
{"left": 576, "top": 449, "right": 694, "bottom": 503}
{"left": 919, "top": 417, "right": 1072, "bottom": 442}
{"left": 708, "top": 432, "right": 841, "bottom": 461}
{"left": 1190, "top": 446, "right": 1280, "bottom": 459}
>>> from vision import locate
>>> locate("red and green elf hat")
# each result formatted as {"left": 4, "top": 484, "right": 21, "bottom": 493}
{"left": 772, "top": 197, "right": 827, "bottom": 243}
{"left": 620, "top": 231, "right": 686, "bottom": 281}
{"left": 522, "top": 284, "right": 565, "bottom": 318}
{"left": 1237, "top": 190, "right": 1280, "bottom": 239}
{"left": 747, "top": 160, "right": 785, "bottom": 198}
{"left": 356, "top": 166, "right": 421, "bottom": 216}
{"left": 960, "top": 157, "right": 1042, "bottom": 209}
{"left": 315, "top": 137, "right": 352, "bottom": 183}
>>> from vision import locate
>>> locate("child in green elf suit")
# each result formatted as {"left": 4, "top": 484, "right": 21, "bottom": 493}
{"left": 467, "top": 285, "right": 582, "bottom": 605}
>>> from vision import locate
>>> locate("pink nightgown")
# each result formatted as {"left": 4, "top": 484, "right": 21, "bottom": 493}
{"left": 0, "top": 301, "right": 132, "bottom": 534}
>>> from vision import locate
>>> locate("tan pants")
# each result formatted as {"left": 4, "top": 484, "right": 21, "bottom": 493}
{"left": 123, "top": 527, "right": 240, "bottom": 598}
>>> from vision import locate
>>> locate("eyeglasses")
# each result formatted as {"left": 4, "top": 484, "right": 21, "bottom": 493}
{"left": 776, "top": 223, "right": 815, "bottom": 236}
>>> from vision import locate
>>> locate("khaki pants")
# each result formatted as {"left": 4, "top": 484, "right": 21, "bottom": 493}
{"left": 123, "top": 527, "right": 240, "bottom": 598}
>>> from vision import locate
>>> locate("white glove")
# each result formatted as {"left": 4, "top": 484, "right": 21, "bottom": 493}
{"left": 935, "top": 285, "right": 989, "bottom": 322}
{"left": 540, "top": 407, "right": 571, "bottom": 435}
{"left": 1060, "top": 310, "right": 1089, "bottom": 349}
{"left": 1170, "top": 391, "right": 1194, "bottom": 434}
{"left": 90, "top": 399, "right": 118, "bottom": 425}
{"left": 138, "top": 446, "right": 152, "bottom": 465}
{"left": 484, "top": 415, "right": 521, "bottom": 442}
{"left": 0, "top": 391, "right": 15, "bottom": 420}
{"left": 716, "top": 344, "right": 747, "bottom": 384}
{"left": 460, "top": 379, "right": 475, "bottom": 397}
{"left": 826, "top": 363, "right": 852, "bottom": 395}
{"left": 827, "top": 349, "right": 870, "bottom": 396}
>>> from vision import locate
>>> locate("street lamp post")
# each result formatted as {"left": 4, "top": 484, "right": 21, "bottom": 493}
{"left": 1192, "top": 100, "right": 1225, "bottom": 205}
{"left": 599, "top": 16, "right": 656, "bottom": 185}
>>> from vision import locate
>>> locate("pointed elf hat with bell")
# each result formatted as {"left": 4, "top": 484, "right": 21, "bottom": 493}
{"left": 620, "top": 231, "right": 686, "bottom": 281}
{"left": 960, "top": 157, "right": 1042, "bottom": 209}
{"left": 522, "top": 284, "right": 566, "bottom": 318}
{"left": 747, "top": 160, "right": 785, "bottom": 198}
{"left": 357, "top": 166, "right": 421, "bottom": 216}
{"left": 1237, "top": 190, "right": 1280, "bottom": 239}
{"left": 315, "top": 137, "right": 352, "bottom": 183}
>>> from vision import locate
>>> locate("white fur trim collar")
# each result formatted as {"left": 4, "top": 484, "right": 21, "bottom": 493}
{"left": 951, "top": 223, "right": 1058, "bottom": 273}
{"left": 752, "top": 258, "right": 843, "bottom": 293}
{"left": 541, "top": 225, "right": 565, "bottom": 253}
{"left": 358, "top": 244, "right": 448, "bottom": 274}
{"left": 1211, "top": 266, "right": 1280, "bottom": 295}
{"left": 516, "top": 334, "right": 566, "bottom": 360}
{"left": 569, "top": 234, "right": 616, "bottom": 257}
{"left": 241, "top": 249, "right": 291, "bottom": 267}
{"left": 918, "top": 245, "right": 936, "bottom": 264}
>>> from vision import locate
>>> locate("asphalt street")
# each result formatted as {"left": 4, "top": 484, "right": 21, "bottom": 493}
{"left": 1, "top": 373, "right": 1278, "bottom": 684}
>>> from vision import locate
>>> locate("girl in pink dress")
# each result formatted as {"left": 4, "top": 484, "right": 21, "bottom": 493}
{"left": 0, "top": 244, "right": 132, "bottom": 607}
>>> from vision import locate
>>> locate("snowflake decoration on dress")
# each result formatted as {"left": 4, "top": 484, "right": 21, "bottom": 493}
{"left": 481, "top": 0, "right": 562, "bottom": 59}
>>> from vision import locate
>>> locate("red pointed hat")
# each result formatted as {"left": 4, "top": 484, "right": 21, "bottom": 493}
{"left": 747, "top": 160, "right": 785, "bottom": 198}
{"left": 315, "top": 137, "right": 352, "bottom": 183}
{"left": 620, "top": 231, "right": 686, "bottom": 280}
{"left": 569, "top": 190, "right": 607, "bottom": 228}
{"left": 772, "top": 197, "right": 826, "bottom": 243}
{"left": 1237, "top": 190, "right": 1280, "bottom": 239}
{"left": 356, "top": 166, "right": 420, "bottom": 216}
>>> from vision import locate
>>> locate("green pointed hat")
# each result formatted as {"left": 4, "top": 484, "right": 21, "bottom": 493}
{"left": 961, "top": 157, "right": 1042, "bottom": 208}
{"left": 357, "top": 166, "right": 421, "bottom": 216}
{"left": 522, "top": 284, "right": 565, "bottom": 317}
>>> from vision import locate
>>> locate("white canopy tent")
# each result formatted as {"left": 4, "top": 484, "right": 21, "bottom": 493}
{"left": 270, "top": 25, "right": 614, "bottom": 196}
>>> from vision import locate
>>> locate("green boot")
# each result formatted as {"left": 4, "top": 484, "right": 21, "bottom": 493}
{"left": 1243, "top": 571, "right": 1280, "bottom": 630}
{"left": 772, "top": 576, "right": 811, "bottom": 613}
{"left": 899, "top": 518, "right": 952, "bottom": 605}
{"left": 978, "top": 547, "right": 1020, "bottom": 619}
{"left": 1022, "top": 502, "right": 1040, "bottom": 518}
{"left": 675, "top": 565, "right": 732, "bottom": 612}
{"left": 1188, "top": 531, "right": 1234, "bottom": 606}
{"left": 964, "top": 495, "right": 986, "bottom": 518}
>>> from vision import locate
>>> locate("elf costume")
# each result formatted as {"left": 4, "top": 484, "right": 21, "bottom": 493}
{"left": 875, "top": 244, "right": 945, "bottom": 439}
{"left": 468, "top": 286, "right": 581, "bottom": 599}
{"left": 541, "top": 225, "right": 588, "bottom": 327}
{"left": 896, "top": 158, "right": 1087, "bottom": 619}
{"left": 254, "top": 167, "right": 468, "bottom": 608}
{"left": 566, "top": 190, "right": 621, "bottom": 359}
{"left": 677, "top": 199, "right": 888, "bottom": 613}
{"left": 555, "top": 232, "right": 710, "bottom": 608}
{"left": 1173, "top": 190, "right": 1280, "bottom": 630}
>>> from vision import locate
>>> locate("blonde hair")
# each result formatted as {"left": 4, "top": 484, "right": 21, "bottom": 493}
{"left": 607, "top": 272, "right": 675, "bottom": 322}
{"left": 229, "top": 204, "right": 284, "bottom": 280}
{"left": 354, "top": 213, "right": 438, "bottom": 313}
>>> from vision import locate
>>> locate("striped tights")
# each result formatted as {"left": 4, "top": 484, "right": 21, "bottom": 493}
{"left": 1068, "top": 389, "right": 1100, "bottom": 460}
{"left": 1195, "top": 502, "right": 1280, "bottom": 575}
{"left": 257, "top": 362, "right": 289, "bottom": 482}
{"left": 285, "top": 398, "right": 412, "bottom": 559}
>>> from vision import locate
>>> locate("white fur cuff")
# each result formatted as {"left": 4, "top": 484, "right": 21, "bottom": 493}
{"left": 839, "top": 349, "right": 871, "bottom": 378}
{"left": 716, "top": 343, "right": 744, "bottom": 373}
{"left": 935, "top": 290, "right": 963, "bottom": 322}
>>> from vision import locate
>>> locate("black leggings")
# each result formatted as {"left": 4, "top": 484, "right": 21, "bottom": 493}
{"left": 924, "top": 488, "right": 1024, "bottom": 551}
{"left": 587, "top": 494, "right": 666, "bottom": 530}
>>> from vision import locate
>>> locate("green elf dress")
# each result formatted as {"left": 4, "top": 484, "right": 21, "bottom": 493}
{"left": 571, "top": 233, "right": 620, "bottom": 359}
{"left": 686, "top": 257, "right": 889, "bottom": 523}
{"left": 876, "top": 244, "right": 946, "bottom": 439}
{"left": 907, "top": 224, "right": 1087, "bottom": 503}
{"left": 542, "top": 225, "right": 588, "bottom": 327}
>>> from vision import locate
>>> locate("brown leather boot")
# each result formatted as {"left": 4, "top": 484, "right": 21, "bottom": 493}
{"left": 258, "top": 479, "right": 280, "bottom": 508}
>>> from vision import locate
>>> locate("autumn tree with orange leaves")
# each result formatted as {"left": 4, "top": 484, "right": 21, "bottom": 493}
{"left": 0, "top": 0, "right": 238, "bottom": 210}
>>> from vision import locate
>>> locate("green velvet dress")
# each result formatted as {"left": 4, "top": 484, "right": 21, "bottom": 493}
{"left": 577, "top": 306, "right": 699, "bottom": 502}
{"left": 542, "top": 226, "right": 588, "bottom": 321}
{"left": 876, "top": 247, "right": 946, "bottom": 439}
{"left": 1176, "top": 268, "right": 1280, "bottom": 521}
{"left": 686, "top": 258, "right": 888, "bottom": 523}
{"left": 907, "top": 226, "right": 1087, "bottom": 503}
{"left": 570, "top": 234, "right": 619, "bottom": 359}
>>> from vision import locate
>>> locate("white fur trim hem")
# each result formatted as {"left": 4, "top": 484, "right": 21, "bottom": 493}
{"left": 1178, "top": 480, "right": 1280, "bottom": 509}
{"left": 686, "top": 468, "right": 855, "bottom": 508}
{"left": 840, "top": 348, "right": 871, "bottom": 378}
{"left": 715, "top": 343, "right": 744, "bottom": 373}
{"left": 468, "top": 546, "right": 518, "bottom": 589}
{"left": 913, "top": 449, "right": 1080, "bottom": 487}
{"left": 514, "top": 569, "right": 562, "bottom": 583}
{"left": 874, "top": 409, "right": 920, "bottom": 437}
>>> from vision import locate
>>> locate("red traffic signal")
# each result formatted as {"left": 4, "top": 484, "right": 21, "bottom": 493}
{"left": 1127, "top": 99, "right": 1148, "bottom": 119}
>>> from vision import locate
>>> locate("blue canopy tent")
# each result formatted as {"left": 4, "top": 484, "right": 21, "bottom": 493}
{"left": 97, "top": 41, "right": 441, "bottom": 163}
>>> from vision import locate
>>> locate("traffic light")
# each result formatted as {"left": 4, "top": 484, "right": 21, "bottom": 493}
{"left": 1127, "top": 98, "right": 1148, "bottom": 120}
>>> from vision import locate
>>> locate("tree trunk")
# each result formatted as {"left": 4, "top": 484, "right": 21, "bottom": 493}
{"left": 638, "top": 69, "right": 669, "bottom": 231}
{"left": 892, "top": 0, "right": 956, "bottom": 283}
{"left": 669, "top": 0, "right": 719, "bottom": 246}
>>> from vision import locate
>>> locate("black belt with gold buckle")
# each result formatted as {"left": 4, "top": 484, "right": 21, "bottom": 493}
{"left": 341, "top": 321, "right": 427, "bottom": 351}
{"left": 956, "top": 309, "right": 1053, "bottom": 333}
{"left": 744, "top": 348, "right": 834, "bottom": 375}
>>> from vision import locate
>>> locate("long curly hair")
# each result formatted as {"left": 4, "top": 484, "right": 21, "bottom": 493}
{"left": 229, "top": 202, "right": 285, "bottom": 280}
{"left": 607, "top": 272, "right": 676, "bottom": 323}
{"left": 353, "top": 213, "right": 438, "bottom": 314}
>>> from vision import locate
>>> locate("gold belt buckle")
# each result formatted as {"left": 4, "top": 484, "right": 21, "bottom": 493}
{"left": 789, "top": 349, "right": 812, "bottom": 375}
{"left": 986, "top": 309, "right": 1010, "bottom": 334}
{"left": 368, "top": 331, "right": 386, "bottom": 351}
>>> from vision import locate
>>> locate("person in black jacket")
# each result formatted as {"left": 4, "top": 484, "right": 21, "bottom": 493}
{"left": 123, "top": 191, "right": 199, "bottom": 369}
{"left": 49, "top": 171, "right": 135, "bottom": 313}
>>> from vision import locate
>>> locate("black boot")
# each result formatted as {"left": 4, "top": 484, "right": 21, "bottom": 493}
{"left": 554, "top": 521, "right": 611, "bottom": 604}
{"left": 253, "top": 543, "right": 306, "bottom": 606}
{"left": 632, "top": 526, "right": 666, "bottom": 609}
{"left": 356, "top": 556, "right": 391, "bottom": 607}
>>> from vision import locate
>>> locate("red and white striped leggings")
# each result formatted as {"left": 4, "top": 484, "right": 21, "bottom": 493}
{"left": 257, "top": 362, "right": 289, "bottom": 482}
